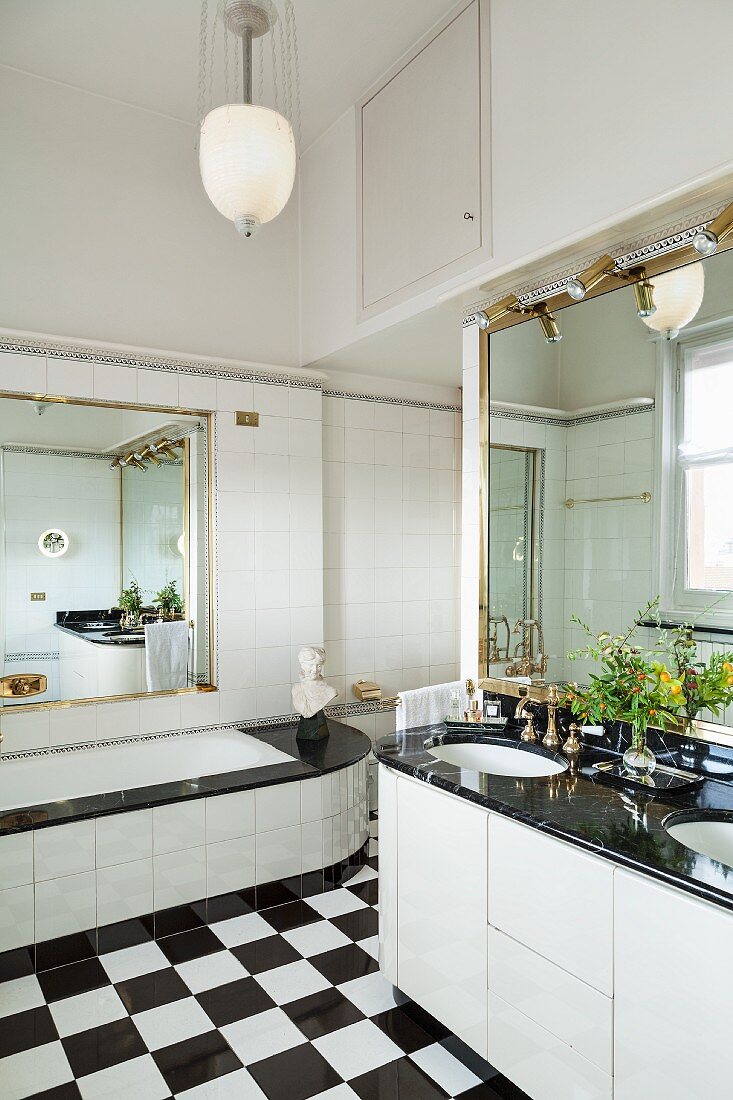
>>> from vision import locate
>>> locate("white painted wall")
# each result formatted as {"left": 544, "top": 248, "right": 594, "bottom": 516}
{"left": 299, "top": 0, "right": 733, "bottom": 369}
{"left": 0, "top": 68, "right": 300, "bottom": 368}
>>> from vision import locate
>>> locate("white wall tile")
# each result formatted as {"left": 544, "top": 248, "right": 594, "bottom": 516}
{"left": 217, "top": 378, "right": 255, "bottom": 412}
{"left": 47, "top": 357, "right": 93, "bottom": 399}
{"left": 93, "top": 362, "right": 137, "bottom": 402}
{"left": 256, "top": 783, "right": 301, "bottom": 832}
{"left": 289, "top": 385, "right": 322, "bottom": 421}
{"left": 49, "top": 705, "right": 96, "bottom": 748}
{"left": 137, "top": 368, "right": 179, "bottom": 407}
{"left": 206, "top": 791, "right": 256, "bottom": 843}
{"left": 97, "top": 859, "right": 153, "bottom": 925}
{"left": 34, "top": 821, "right": 95, "bottom": 882}
{"left": 154, "top": 846, "right": 206, "bottom": 910}
{"left": 0, "top": 709, "right": 50, "bottom": 754}
{"left": 254, "top": 381, "right": 289, "bottom": 417}
{"left": 0, "top": 832, "right": 34, "bottom": 888}
{"left": 153, "top": 800, "right": 206, "bottom": 855}
{"left": 207, "top": 835, "right": 256, "bottom": 895}
{"left": 96, "top": 700, "right": 140, "bottom": 742}
{"left": 139, "top": 695, "right": 181, "bottom": 737}
{"left": 180, "top": 373, "right": 218, "bottom": 410}
{"left": 0, "top": 352, "right": 47, "bottom": 394}
{"left": 96, "top": 811, "right": 153, "bottom": 868}
{"left": 219, "top": 688, "right": 257, "bottom": 723}
{"left": 35, "top": 871, "right": 96, "bottom": 942}
{"left": 256, "top": 825, "right": 301, "bottom": 883}
{"left": 0, "top": 884, "right": 34, "bottom": 951}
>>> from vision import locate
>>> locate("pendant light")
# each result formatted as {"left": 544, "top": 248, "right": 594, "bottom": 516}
{"left": 198, "top": 1, "right": 298, "bottom": 237}
{"left": 640, "top": 263, "right": 705, "bottom": 340}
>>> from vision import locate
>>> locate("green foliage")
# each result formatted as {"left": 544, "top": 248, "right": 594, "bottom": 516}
{"left": 118, "top": 578, "right": 143, "bottom": 616}
{"left": 669, "top": 626, "right": 733, "bottom": 720}
{"left": 154, "top": 580, "right": 183, "bottom": 615}
{"left": 565, "top": 598, "right": 686, "bottom": 735}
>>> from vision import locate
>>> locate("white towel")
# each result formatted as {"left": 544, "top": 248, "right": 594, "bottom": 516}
{"left": 396, "top": 680, "right": 463, "bottom": 732}
{"left": 145, "top": 621, "right": 189, "bottom": 692}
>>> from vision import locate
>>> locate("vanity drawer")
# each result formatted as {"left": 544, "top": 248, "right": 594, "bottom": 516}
{"left": 488, "top": 991, "right": 612, "bottom": 1100}
{"left": 488, "top": 927, "right": 612, "bottom": 1074}
{"left": 488, "top": 815, "right": 614, "bottom": 994}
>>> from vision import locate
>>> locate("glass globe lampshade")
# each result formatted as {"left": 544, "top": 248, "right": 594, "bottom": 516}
{"left": 641, "top": 263, "right": 705, "bottom": 339}
{"left": 199, "top": 103, "right": 296, "bottom": 237}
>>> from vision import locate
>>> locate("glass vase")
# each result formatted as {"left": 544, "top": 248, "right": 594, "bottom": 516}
{"left": 622, "top": 721, "right": 656, "bottom": 779}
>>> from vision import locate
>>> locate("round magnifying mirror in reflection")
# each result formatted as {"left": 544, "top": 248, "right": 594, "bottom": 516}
{"left": 38, "top": 529, "right": 69, "bottom": 557}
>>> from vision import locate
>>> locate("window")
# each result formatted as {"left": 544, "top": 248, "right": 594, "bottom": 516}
{"left": 665, "top": 332, "right": 733, "bottom": 620}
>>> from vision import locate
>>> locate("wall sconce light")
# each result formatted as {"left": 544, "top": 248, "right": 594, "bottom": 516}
{"left": 692, "top": 203, "right": 733, "bottom": 257}
{"left": 565, "top": 254, "right": 656, "bottom": 318}
{"left": 476, "top": 295, "right": 560, "bottom": 344}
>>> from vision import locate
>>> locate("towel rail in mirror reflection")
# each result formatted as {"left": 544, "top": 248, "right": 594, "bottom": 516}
{"left": 564, "top": 491, "right": 652, "bottom": 509}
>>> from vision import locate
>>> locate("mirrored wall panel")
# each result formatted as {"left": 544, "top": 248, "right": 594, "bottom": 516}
{"left": 487, "top": 246, "right": 733, "bottom": 697}
{"left": 0, "top": 395, "right": 211, "bottom": 706}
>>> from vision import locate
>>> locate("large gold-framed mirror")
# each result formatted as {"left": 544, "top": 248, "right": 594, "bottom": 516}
{"left": 480, "top": 216, "right": 733, "bottom": 733}
{"left": 0, "top": 392, "right": 214, "bottom": 710}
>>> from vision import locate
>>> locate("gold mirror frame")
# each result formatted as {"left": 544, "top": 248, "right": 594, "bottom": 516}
{"left": 477, "top": 209, "right": 733, "bottom": 749}
{"left": 0, "top": 389, "right": 216, "bottom": 712}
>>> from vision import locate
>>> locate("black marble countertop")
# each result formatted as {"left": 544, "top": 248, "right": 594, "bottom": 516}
{"left": 0, "top": 719, "right": 371, "bottom": 835}
{"left": 374, "top": 723, "right": 733, "bottom": 913}
{"left": 54, "top": 610, "right": 145, "bottom": 647}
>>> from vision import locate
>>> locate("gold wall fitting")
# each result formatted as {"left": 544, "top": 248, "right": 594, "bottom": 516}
{"left": 1, "top": 673, "right": 47, "bottom": 698}
{"left": 236, "top": 411, "right": 260, "bottom": 426}
{"left": 30, "top": 592, "right": 46, "bottom": 602}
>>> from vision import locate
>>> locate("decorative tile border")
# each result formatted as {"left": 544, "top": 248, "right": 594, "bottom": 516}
{"left": 0, "top": 337, "right": 323, "bottom": 390}
{"left": 490, "top": 400, "right": 655, "bottom": 427}
{"left": 5, "top": 652, "right": 58, "bottom": 663}
{"left": 323, "top": 388, "right": 459, "bottom": 413}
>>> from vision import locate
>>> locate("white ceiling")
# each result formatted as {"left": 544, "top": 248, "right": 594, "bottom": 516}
{"left": 0, "top": 0, "right": 458, "bottom": 151}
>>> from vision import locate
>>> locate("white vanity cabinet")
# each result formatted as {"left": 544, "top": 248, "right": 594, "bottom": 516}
{"left": 393, "top": 771, "right": 490, "bottom": 1058}
{"left": 487, "top": 816, "right": 615, "bottom": 1100}
{"left": 614, "top": 869, "right": 733, "bottom": 1100}
{"left": 358, "top": 0, "right": 489, "bottom": 315}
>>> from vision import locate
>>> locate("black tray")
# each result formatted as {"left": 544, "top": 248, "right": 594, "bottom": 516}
{"left": 592, "top": 759, "right": 704, "bottom": 793}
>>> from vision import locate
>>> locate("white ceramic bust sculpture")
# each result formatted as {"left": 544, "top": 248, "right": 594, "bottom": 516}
{"left": 292, "top": 645, "right": 338, "bottom": 718}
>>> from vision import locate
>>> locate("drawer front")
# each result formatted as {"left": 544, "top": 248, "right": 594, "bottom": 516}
{"left": 489, "top": 927, "right": 613, "bottom": 1075}
{"left": 488, "top": 992, "right": 613, "bottom": 1100}
{"left": 488, "top": 815, "right": 614, "bottom": 994}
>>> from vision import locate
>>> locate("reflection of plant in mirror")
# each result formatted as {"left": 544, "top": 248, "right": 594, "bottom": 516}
{"left": 668, "top": 625, "right": 733, "bottom": 722}
{"left": 118, "top": 579, "right": 144, "bottom": 621}
{"left": 564, "top": 598, "right": 687, "bottom": 740}
{"left": 155, "top": 580, "right": 184, "bottom": 618}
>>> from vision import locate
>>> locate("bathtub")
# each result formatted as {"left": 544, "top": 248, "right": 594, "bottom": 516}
{"left": 0, "top": 720, "right": 371, "bottom": 968}
{"left": 0, "top": 729, "right": 294, "bottom": 812}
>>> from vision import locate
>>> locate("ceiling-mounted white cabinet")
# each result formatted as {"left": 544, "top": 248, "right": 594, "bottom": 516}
{"left": 358, "top": 0, "right": 490, "bottom": 318}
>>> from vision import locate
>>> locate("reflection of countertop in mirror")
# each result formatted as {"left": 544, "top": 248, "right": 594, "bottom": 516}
{"left": 55, "top": 610, "right": 145, "bottom": 646}
{"left": 375, "top": 724, "right": 733, "bottom": 912}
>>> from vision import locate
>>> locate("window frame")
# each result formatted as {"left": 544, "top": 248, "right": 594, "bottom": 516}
{"left": 658, "top": 321, "right": 733, "bottom": 626}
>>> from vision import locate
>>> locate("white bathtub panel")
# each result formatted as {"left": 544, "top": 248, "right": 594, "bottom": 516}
{"left": 0, "top": 832, "right": 33, "bottom": 888}
{"left": 35, "top": 872, "right": 96, "bottom": 942}
{"left": 0, "top": 731, "right": 293, "bottom": 813}
{"left": 301, "top": 777, "right": 323, "bottom": 824}
{"left": 154, "top": 847, "right": 207, "bottom": 910}
{"left": 206, "top": 836, "right": 256, "bottom": 896}
{"left": 256, "top": 826, "right": 301, "bottom": 884}
{"left": 256, "top": 783, "right": 301, "bottom": 833}
{"left": 0, "top": 884, "right": 34, "bottom": 951}
{"left": 34, "top": 821, "right": 95, "bottom": 882}
{"left": 96, "top": 811, "right": 153, "bottom": 869}
{"left": 301, "top": 820, "right": 323, "bottom": 873}
{"left": 96, "top": 860, "right": 153, "bottom": 926}
{"left": 153, "top": 800, "right": 206, "bottom": 855}
{"left": 206, "top": 792, "right": 256, "bottom": 844}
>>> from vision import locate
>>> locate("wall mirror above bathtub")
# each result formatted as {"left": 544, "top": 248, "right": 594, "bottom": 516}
{"left": 481, "top": 226, "right": 733, "bottom": 728}
{"left": 0, "top": 392, "right": 213, "bottom": 709}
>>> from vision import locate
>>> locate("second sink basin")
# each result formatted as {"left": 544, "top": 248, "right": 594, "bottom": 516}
{"left": 664, "top": 813, "right": 733, "bottom": 867}
{"left": 426, "top": 739, "right": 568, "bottom": 778}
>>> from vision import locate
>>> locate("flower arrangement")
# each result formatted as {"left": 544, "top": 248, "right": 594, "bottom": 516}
{"left": 564, "top": 599, "right": 687, "bottom": 776}
{"left": 118, "top": 578, "right": 144, "bottom": 619}
{"left": 154, "top": 580, "right": 184, "bottom": 618}
{"left": 565, "top": 598, "right": 733, "bottom": 776}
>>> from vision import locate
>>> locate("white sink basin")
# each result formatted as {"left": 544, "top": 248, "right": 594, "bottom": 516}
{"left": 665, "top": 816, "right": 733, "bottom": 867}
{"left": 426, "top": 741, "right": 567, "bottom": 778}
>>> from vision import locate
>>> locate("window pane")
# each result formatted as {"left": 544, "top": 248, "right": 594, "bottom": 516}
{"left": 685, "top": 345, "right": 733, "bottom": 453}
{"left": 687, "top": 464, "right": 733, "bottom": 591}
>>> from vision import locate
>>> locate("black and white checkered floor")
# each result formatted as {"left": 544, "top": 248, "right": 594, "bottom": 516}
{"left": 0, "top": 814, "right": 528, "bottom": 1100}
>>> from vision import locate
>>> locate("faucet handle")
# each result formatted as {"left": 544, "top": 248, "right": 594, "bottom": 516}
{"left": 520, "top": 711, "right": 537, "bottom": 743}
